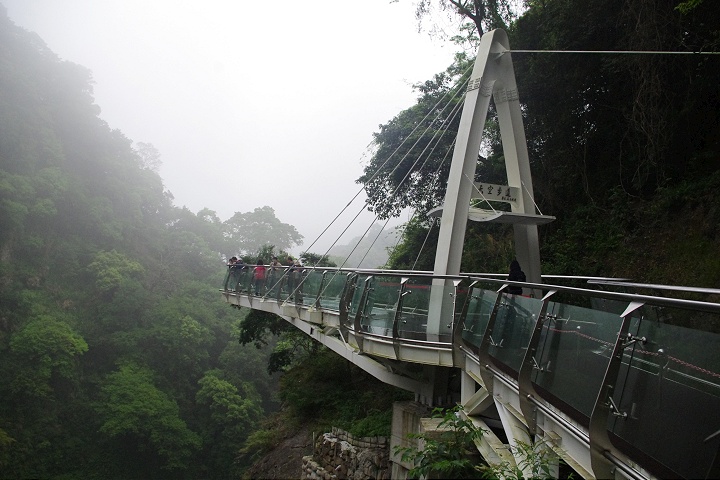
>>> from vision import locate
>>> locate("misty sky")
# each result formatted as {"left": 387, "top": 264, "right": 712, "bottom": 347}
{"left": 2, "top": 0, "right": 459, "bottom": 254}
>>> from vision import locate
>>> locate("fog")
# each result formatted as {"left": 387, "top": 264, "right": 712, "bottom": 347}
{"left": 2, "top": 0, "right": 457, "bottom": 254}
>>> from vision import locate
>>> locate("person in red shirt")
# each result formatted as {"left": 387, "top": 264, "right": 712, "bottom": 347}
{"left": 253, "top": 259, "right": 266, "bottom": 296}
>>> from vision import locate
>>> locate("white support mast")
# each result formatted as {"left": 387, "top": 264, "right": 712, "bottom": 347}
{"left": 428, "top": 29, "right": 552, "bottom": 336}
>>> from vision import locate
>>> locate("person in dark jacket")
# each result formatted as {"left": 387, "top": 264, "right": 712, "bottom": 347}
{"left": 507, "top": 259, "right": 526, "bottom": 295}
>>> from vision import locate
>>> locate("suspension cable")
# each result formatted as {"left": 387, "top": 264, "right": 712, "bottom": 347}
{"left": 298, "top": 64, "right": 474, "bottom": 262}
{"left": 412, "top": 218, "right": 438, "bottom": 270}
{"left": 306, "top": 65, "right": 472, "bottom": 272}
{"left": 305, "top": 68, "right": 473, "bottom": 299}
{"left": 392, "top": 136, "right": 458, "bottom": 270}
{"left": 346, "top": 80, "right": 468, "bottom": 269}
{"left": 521, "top": 180, "right": 545, "bottom": 216}
{"left": 504, "top": 49, "right": 720, "bottom": 55}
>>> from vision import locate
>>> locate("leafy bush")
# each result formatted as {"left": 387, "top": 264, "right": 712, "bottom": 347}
{"left": 394, "top": 406, "right": 487, "bottom": 479}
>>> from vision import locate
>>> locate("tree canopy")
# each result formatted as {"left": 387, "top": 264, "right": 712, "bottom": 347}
{"left": 0, "top": 8, "right": 296, "bottom": 477}
{"left": 223, "top": 206, "right": 303, "bottom": 255}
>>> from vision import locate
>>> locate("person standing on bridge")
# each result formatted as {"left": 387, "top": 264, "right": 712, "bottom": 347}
{"left": 285, "top": 256, "right": 296, "bottom": 298}
{"left": 225, "top": 256, "right": 238, "bottom": 291}
{"left": 269, "top": 256, "right": 282, "bottom": 270}
{"left": 507, "top": 259, "right": 526, "bottom": 295}
{"left": 253, "top": 259, "right": 266, "bottom": 296}
{"left": 266, "top": 256, "right": 282, "bottom": 294}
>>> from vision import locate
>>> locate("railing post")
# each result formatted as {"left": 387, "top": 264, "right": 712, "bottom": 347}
{"left": 339, "top": 272, "right": 357, "bottom": 332}
{"left": 589, "top": 300, "right": 645, "bottom": 479}
{"left": 448, "top": 278, "right": 463, "bottom": 332}
{"left": 314, "top": 270, "right": 329, "bottom": 309}
{"left": 452, "top": 279, "right": 475, "bottom": 368}
{"left": 453, "top": 280, "right": 478, "bottom": 346}
{"left": 477, "top": 288, "right": 508, "bottom": 396}
{"left": 392, "top": 277, "right": 410, "bottom": 359}
{"left": 353, "top": 276, "right": 374, "bottom": 351}
{"left": 518, "top": 289, "right": 557, "bottom": 435}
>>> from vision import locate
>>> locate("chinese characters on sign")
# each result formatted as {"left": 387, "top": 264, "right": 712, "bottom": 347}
{"left": 472, "top": 183, "right": 519, "bottom": 206}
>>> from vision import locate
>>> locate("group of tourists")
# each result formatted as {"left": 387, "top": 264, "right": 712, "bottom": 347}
{"left": 225, "top": 255, "right": 304, "bottom": 297}
{"left": 225, "top": 255, "right": 526, "bottom": 298}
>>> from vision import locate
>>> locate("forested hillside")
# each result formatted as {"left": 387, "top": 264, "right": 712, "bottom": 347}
{"left": 0, "top": 7, "right": 290, "bottom": 478}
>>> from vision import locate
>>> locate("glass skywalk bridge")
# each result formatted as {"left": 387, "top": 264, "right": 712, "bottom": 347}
{"left": 222, "top": 266, "right": 720, "bottom": 479}
{"left": 219, "top": 27, "right": 720, "bottom": 480}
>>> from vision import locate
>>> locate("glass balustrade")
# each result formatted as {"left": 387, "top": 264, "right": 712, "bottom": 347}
{"left": 531, "top": 300, "right": 626, "bottom": 422}
{"left": 461, "top": 288, "right": 498, "bottom": 347}
{"left": 235, "top": 268, "right": 252, "bottom": 294}
{"left": 296, "top": 269, "right": 321, "bottom": 304}
{"left": 317, "top": 270, "right": 348, "bottom": 311}
{"left": 488, "top": 294, "right": 542, "bottom": 373}
{"left": 264, "top": 267, "right": 286, "bottom": 300}
{"left": 607, "top": 305, "right": 720, "bottom": 479}
{"left": 397, "top": 277, "right": 435, "bottom": 341}
{"left": 222, "top": 267, "right": 233, "bottom": 291}
{"left": 362, "top": 276, "right": 402, "bottom": 337}
{"left": 348, "top": 273, "right": 372, "bottom": 321}
{"left": 222, "top": 265, "right": 251, "bottom": 293}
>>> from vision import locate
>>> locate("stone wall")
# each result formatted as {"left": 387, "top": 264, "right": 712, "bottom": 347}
{"left": 300, "top": 427, "right": 390, "bottom": 480}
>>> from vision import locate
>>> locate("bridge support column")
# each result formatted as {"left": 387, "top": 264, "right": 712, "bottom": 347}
{"left": 417, "top": 365, "right": 455, "bottom": 407}
{"left": 390, "top": 401, "right": 430, "bottom": 480}
{"left": 495, "top": 398, "right": 535, "bottom": 477}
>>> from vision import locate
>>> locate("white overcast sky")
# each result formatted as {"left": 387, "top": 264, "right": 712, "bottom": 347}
{"left": 2, "top": 0, "right": 459, "bottom": 254}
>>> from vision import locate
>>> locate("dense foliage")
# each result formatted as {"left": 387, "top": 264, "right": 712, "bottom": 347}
{"left": 0, "top": 8, "right": 288, "bottom": 478}
{"left": 365, "top": 0, "right": 720, "bottom": 283}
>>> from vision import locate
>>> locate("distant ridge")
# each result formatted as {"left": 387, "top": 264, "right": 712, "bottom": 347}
{"left": 327, "top": 223, "right": 399, "bottom": 269}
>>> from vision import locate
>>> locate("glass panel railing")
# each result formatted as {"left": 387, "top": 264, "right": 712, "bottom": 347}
{"left": 247, "top": 265, "right": 269, "bottom": 297}
{"left": 286, "top": 267, "right": 307, "bottom": 303}
{"left": 235, "top": 267, "right": 252, "bottom": 294}
{"left": 349, "top": 274, "right": 372, "bottom": 320}
{"left": 362, "top": 276, "right": 402, "bottom": 337}
{"left": 264, "top": 266, "right": 286, "bottom": 300}
{"left": 298, "top": 269, "right": 323, "bottom": 305}
{"left": 531, "top": 301, "right": 626, "bottom": 421}
{"left": 462, "top": 289, "right": 498, "bottom": 347}
{"left": 222, "top": 267, "right": 234, "bottom": 291}
{"left": 317, "top": 270, "right": 347, "bottom": 311}
{"left": 396, "top": 277, "right": 431, "bottom": 341}
{"left": 488, "top": 294, "right": 542, "bottom": 373}
{"left": 608, "top": 306, "right": 720, "bottom": 479}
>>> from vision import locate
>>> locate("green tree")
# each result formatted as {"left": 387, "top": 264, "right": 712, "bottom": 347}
{"left": 300, "top": 251, "right": 337, "bottom": 267}
{"left": 235, "top": 307, "right": 321, "bottom": 374}
{"left": 95, "top": 362, "right": 201, "bottom": 473}
{"left": 8, "top": 315, "right": 88, "bottom": 398}
{"left": 223, "top": 206, "right": 303, "bottom": 254}
{"left": 87, "top": 249, "right": 145, "bottom": 295}
{"left": 414, "top": 0, "right": 519, "bottom": 36}
{"left": 195, "top": 370, "right": 264, "bottom": 477}
{"left": 134, "top": 141, "right": 162, "bottom": 172}
{"left": 357, "top": 54, "right": 473, "bottom": 220}
{"left": 395, "top": 406, "right": 487, "bottom": 479}
{"left": 0, "top": 8, "right": 278, "bottom": 477}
